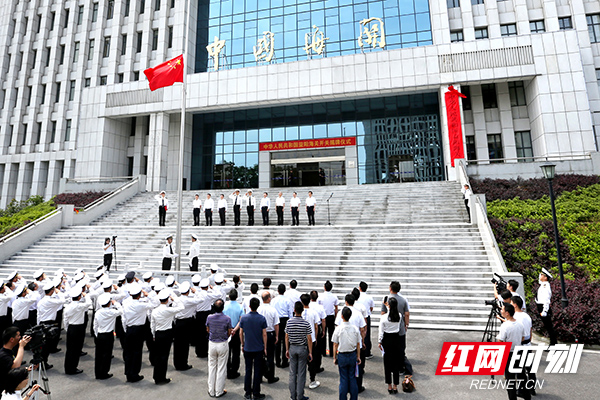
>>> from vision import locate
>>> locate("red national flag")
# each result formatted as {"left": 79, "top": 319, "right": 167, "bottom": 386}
{"left": 144, "top": 54, "right": 184, "bottom": 91}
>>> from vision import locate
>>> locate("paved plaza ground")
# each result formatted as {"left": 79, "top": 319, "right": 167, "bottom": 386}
{"left": 33, "top": 328, "right": 598, "bottom": 400}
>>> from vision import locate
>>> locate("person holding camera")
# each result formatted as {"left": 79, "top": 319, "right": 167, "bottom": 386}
{"left": 0, "top": 327, "right": 32, "bottom": 394}
{"left": 93, "top": 293, "right": 123, "bottom": 380}
{"left": 103, "top": 237, "right": 114, "bottom": 271}
{"left": 1, "top": 367, "right": 40, "bottom": 400}
{"left": 63, "top": 287, "right": 91, "bottom": 375}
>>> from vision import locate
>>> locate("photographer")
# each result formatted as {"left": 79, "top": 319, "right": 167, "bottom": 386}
{"left": 0, "top": 327, "right": 32, "bottom": 394}
{"left": 494, "top": 277, "right": 526, "bottom": 312}
{"left": 103, "top": 237, "right": 114, "bottom": 271}
{"left": 497, "top": 303, "right": 528, "bottom": 400}
{"left": 1, "top": 367, "right": 40, "bottom": 400}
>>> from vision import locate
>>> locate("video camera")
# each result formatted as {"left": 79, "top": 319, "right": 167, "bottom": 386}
{"left": 24, "top": 324, "right": 60, "bottom": 362}
{"left": 491, "top": 272, "right": 507, "bottom": 292}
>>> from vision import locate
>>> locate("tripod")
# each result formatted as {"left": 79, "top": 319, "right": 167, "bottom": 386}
{"left": 481, "top": 304, "right": 502, "bottom": 381}
{"left": 326, "top": 193, "right": 333, "bottom": 226}
{"left": 112, "top": 236, "right": 118, "bottom": 271}
{"left": 26, "top": 356, "right": 51, "bottom": 400}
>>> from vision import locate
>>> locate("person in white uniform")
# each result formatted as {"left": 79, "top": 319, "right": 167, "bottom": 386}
{"left": 290, "top": 192, "right": 301, "bottom": 226}
{"left": 275, "top": 192, "right": 285, "bottom": 226}
{"left": 536, "top": 267, "right": 556, "bottom": 345}
{"left": 204, "top": 194, "right": 215, "bottom": 226}
{"left": 162, "top": 235, "right": 179, "bottom": 271}
{"left": 188, "top": 233, "right": 201, "bottom": 272}
{"left": 155, "top": 190, "right": 168, "bottom": 226}
{"left": 218, "top": 194, "right": 228, "bottom": 226}
{"left": 193, "top": 194, "right": 202, "bottom": 226}
{"left": 305, "top": 191, "right": 316, "bottom": 226}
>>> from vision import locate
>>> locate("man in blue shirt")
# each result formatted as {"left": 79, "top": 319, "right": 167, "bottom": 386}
{"left": 223, "top": 289, "right": 244, "bottom": 379}
{"left": 240, "top": 297, "right": 267, "bottom": 399}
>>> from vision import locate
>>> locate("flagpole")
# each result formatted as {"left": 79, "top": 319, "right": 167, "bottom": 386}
{"left": 175, "top": 0, "right": 192, "bottom": 271}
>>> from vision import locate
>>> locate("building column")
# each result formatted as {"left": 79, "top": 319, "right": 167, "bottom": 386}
{"left": 469, "top": 85, "right": 490, "bottom": 163}
{"left": 345, "top": 145, "right": 359, "bottom": 185}
{"left": 496, "top": 82, "right": 517, "bottom": 161}
{"left": 132, "top": 117, "right": 148, "bottom": 176}
{"left": 1, "top": 163, "right": 19, "bottom": 207}
{"left": 45, "top": 160, "right": 63, "bottom": 200}
{"left": 147, "top": 112, "right": 170, "bottom": 192}
{"left": 259, "top": 151, "right": 270, "bottom": 188}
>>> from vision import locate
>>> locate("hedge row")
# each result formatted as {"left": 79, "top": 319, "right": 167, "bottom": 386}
{"left": 0, "top": 199, "right": 56, "bottom": 237}
{"left": 54, "top": 191, "right": 108, "bottom": 208}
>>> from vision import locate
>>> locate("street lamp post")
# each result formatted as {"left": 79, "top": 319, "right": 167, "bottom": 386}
{"left": 540, "top": 164, "right": 569, "bottom": 308}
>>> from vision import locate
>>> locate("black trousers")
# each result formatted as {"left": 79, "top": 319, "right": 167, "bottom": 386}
{"left": 153, "top": 329, "right": 173, "bottom": 383}
{"left": 275, "top": 317, "right": 288, "bottom": 367}
{"left": 190, "top": 257, "right": 199, "bottom": 272}
{"left": 356, "top": 346, "right": 366, "bottom": 388}
{"left": 382, "top": 332, "right": 403, "bottom": 385}
{"left": 247, "top": 206, "right": 254, "bottom": 226}
{"left": 205, "top": 209, "right": 213, "bottom": 226}
{"left": 0, "top": 315, "right": 9, "bottom": 338}
{"left": 64, "top": 324, "right": 85, "bottom": 374}
{"left": 219, "top": 208, "right": 226, "bottom": 226}
{"left": 316, "top": 324, "right": 325, "bottom": 367}
{"left": 291, "top": 207, "right": 299, "bottom": 226}
{"left": 103, "top": 253, "right": 113, "bottom": 271}
{"left": 173, "top": 317, "right": 194, "bottom": 370}
{"left": 308, "top": 340, "right": 320, "bottom": 381}
{"left": 364, "top": 316, "right": 372, "bottom": 356}
{"left": 162, "top": 257, "right": 172, "bottom": 271}
{"left": 276, "top": 206, "right": 284, "bottom": 225}
{"left": 40, "top": 320, "right": 60, "bottom": 362}
{"left": 505, "top": 351, "right": 531, "bottom": 400}
{"left": 115, "top": 316, "right": 126, "bottom": 349}
{"left": 233, "top": 205, "right": 241, "bottom": 226}
{"left": 325, "top": 315, "right": 335, "bottom": 356}
{"left": 13, "top": 319, "right": 30, "bottom": 337}
{"left": 263, "top": 331, "right": 276, "bottom": 380}
{"left": 537, "top": 304, "right": 557, "bottom": 345}
{"left": 28, "top": 310, "right": 37, "bottom": 329}
{"left": 144, "top": 320, "right": 156, "bottom": 366}
{"left": 158, "top": 206, "right": 166, "bottom": 226}
{"left": 306, "top": 206, "right": 315, "bottom": 225}
{"left": 464, "top": 199, "right": 471, "bottom": 222}
{"left": 195, "top": 311, "right": 211, "bottom": 357}
{"left": 193, "top": 208, "right": 201, "bottom": 226}
{"left": 244, "top": 350, "right": 263, "bottom": 396}
{"left": 95, "top": 332, "right": 114, "bottom": 378}
{"left": 227, "top": 330, "right": 241, "bottom": 376}
{"left": 124, "top": 324, "right": 145, "bottom": 380}
{"left": 261, "top": 206, "right": 269, "bottom": 225}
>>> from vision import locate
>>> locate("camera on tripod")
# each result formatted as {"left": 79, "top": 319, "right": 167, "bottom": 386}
{"left": 24, "top": 324, "right": 60, "bottom": 363}
{"left": 491, "top": 272, "right": 508, "bottom": 292}
{"left": 111, "top": 235, "right": 118, "bottom": 244}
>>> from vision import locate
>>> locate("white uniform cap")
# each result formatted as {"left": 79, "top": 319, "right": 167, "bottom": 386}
{"left": 165, "top": 276, "right": 175, "bottom": 286}
{"left": 158, "top": 289, "right": 170, "bottom": 301}
{"left": 165, "top": 234, "right": 173, "bottom": 240}
{"left": 56, "top": 268, "right": 65, "bottom": 277}
{"left": 75, "top": 268, "right": 84, "bottom": 275}
{"left": 191, "top": 233, "right": 198, "bottom": 240}
{"left": 43, "top": 282, "right": 55, "bottom": 291}
{"left": 102, "top": 280, "right": 114, "bottom": 289}
{"left": 200, "top": 278, "right": 210, "bottom": 288}
{"left": 214, "top": 273, "right": 224, "bottom": 284}
{"left": 70, "top": 287, "right": 83, "bottom": 298}
{"left": 94, "top": 270, "right": 105, "bottom": 279}
{"left": 179, "top": 282, "right": 191, "bottom": 294}
{"left": 117, "top": 274, "right": 126, "bottom": 282}
{"left": 541, "top": 268, "right": 553, "bottom": 279}
{"left": 52, "top": 277, "right": 62, "bottom": 287}
{"left": 191, "top": 274, "right": 202, "bottom": 284}
{"left": 33, "top": 269, "right": 44, "bottom": 279}
{"left": 7, "top": 271, "right": 17, "bottom": 281}
{"left": 128, "top": 283, "right": 142, "bottom": 296}
{"left": 16, "top": 284, "right": 27, "bottom": 296}
{"left": 143, "top": 272, "right": 153, "bottom": 280}
{"left": 160, "top": 190, "right": 166, "bottom": 194}
{"left": 247, "top": 189, "right": 253, "bottom": 193}
{"left": 210, "top": 263, "right": 219, "bottom": 272}
{"left": 154, "top": 283, "right": 166, "bottom": 292}
{"left": 74, "top": 272, "right": 85, "bottom": 282}
{"left": 98, "top": 293, "right": 112, "bottom": 306}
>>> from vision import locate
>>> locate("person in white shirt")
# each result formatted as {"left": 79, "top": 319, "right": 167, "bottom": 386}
{"left": 332, "top": 307, "right": 361, "bottom": 400}
{"left": 260, "top": 192, "right": 271, "bottom": 226}
{"left": 194, "top": 279, "right": 223, "bottom": 358}
{"left": 301, "top": 294, "right": 321, "bottom": 389}
{"left": 218, "top": 194, "right": 228, "bottom": 226}
{"left": 173, "top": 282, "right": 203, "bottom": 371}
{"left": 275, "top": 192, "right": 285, "bottom": 226}
{"left": 162, "top": 235, "right": 178, "bottom": 271}
{"left": 309, "top": 291, "right": 327, "bottom": 374}
{"left": 151, "top": 290, "right": 185, "bottom": 385}
{"left": 10, "top": 286, "right": 36, "bottom": 335}
{"left": 512, "top": 295, "right": 536, "bottom": 396}
{"left": 37, "top": 283, "right": 68, "bottom": 360}
{"left": 285, "top": 280, "right": 302, "bottom": 305}
{"left": 63, "top": 287, "right": 91, "bottom": 375}
{"left": 193, "top": 194, "right": 202, "bottom": 226}
{"left": 243, "top": 283, "right": 262, "bottom": 314}
{"left": 122, "top": 283, "right": 155, "bottom": 383}
{"left": 258, "top": 292, "right": 280, "bottom": 383}
{"left": 335, "top": 294, "right": 367, "bottom": 393}
{"left": 94, "top": 293, "right": 123, "bottom": 380}
{"left": 497, "top": 303, "right": 527, "bottom": 400}
{"left": 357, "top": 282, "right": 375, "bottom": 358}
{"left": 272, "top": 284, "right": 293, "bottom": 368}
{"left": 305, "top": 191, "right": 316, "bottom": 226}
{"left": 155, "top": 190, "right": 168, "bottom": 226}
{"left": 103, "top": 237, "right": 114, "bottom": 271}
{"left": 204, "top": 193, "right": 215, "bottom": 226}
{"left": 245, "top": 190, "right": 256, "bottom": 226}
{"left": 2, "top": 368, "right": 40, "bottom": 400}
{"left": 319, "top": 280, "right": 339, "bottom": 357}
{"left": 290, "top": 192, "right": 301, "bottom": 226}
{"left": 461, "top": 184, "right": 472, "bottom": 223}
{"left": 536, "top": 268, "right": 556, "bottom": 345}
{"left": 188, "top": 233, "right": 201, "bottom": 272}
{"left": 378, "top": 297, "right": 403, "bottom": 394}
{"left": 229, "top": 189, "right": 243, "bottom": 226}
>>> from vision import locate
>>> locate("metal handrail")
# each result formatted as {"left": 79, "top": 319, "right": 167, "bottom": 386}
{"left": 68, "top": 177, "right": 139, "bottom": 212}
{"left": 65, "top": 176, "right": 134, "bottom": 183}
{"left": 0, "top": 208, "right": 62, "bottom": 243}
{"left": 466, "top": 153, "right": 591, "bottom": 165}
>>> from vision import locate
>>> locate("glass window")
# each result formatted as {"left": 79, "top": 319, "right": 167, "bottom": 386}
{"left": 136, "top": 32, "right": 143, "bottom": 53}
{"left": 55, "top": 82, "right": 61, "bottom": 103}
{"left": 50, "top": 12, "right": 55, "bottom": 31}
{"left": 465, "top": 136, "right": 476, "bottom": 161}
{"left": 107, "top": 0, "right": 114, "bottom": 20}
{"left": 596, "top": 68, "right": 600, "bottom": 91}
{"left": 481, "top": 84, "right": 497, "bottom": 109}
{"left": 122, "top": 35, "right": 127, "bottom": 55}
{"left": 100, "top": 76, "right": 107, "bottom": 86}
{"left": 559, "top": 17, "right": 572, "bottom": 30}
{"left": 461, "top": 86, "right": 471, "bottom": 110}
{"left": 168, "top": 26, "right": 173, "bottom": 48}
{"left": 77, "top": 5, "right": 84, "bottom": 25}
{"left": 140, "top": 0, "right": 146, "bottom": 14}
{"left": 125, "top": 0, "right": 131, "bottom": 17}
{"left": 500, "top": 24, "right": 517, "bottom": 37}
{"left": 152, "top": 29, "right": 159, "bottom": 51}
{"left": 92, "top": 3, "right": 98, "bottom": 22}
{"left": 447, "top": 0, "right": 460, "bottom": 8}
{"left": 65, "top": 119, "right": 71, "bottom": 142}
{"left": 450, "top": 30, "right": 463, "bottom": 42}
{"left": 587, "top": 14, "right": 600, "bottom": 43}
{"left": 471, "top": 0, "right": 484, "bottom": 5}
{"left": 84, "top": 78, "right": 90, "bottom": 87}
{"left": 155, "top": 0, "right": 160, "bottom": 11}
{"left": 72, "top": 42, "right": 80, "bottom": 63}
{"left": 530, "top": 20, "right": 545, "bottom": 33}
{"left": 68, "top": 80, "right": 76, "bottom": 101}
{"left": 59, "top": 45, "right": 65, "bottom": 65}
{"left": 117, "top": 73, "right": 124, "bottom": 83}
{"left": 474, "top": 27, "right": 488, "bottom": 40}
{"left": 487, "top": 134, "right": 503, "bottom": 162}
{"left": 508, "top": 82, "right": 527, "bottom": 106}
{"left": 103, "top": 37, "right": 111, "bottom": 58}
{"left": 515, "top": 131, "right": 533, "bottom": 162}
{"left": 88, "top": 39, "right": 95, "bottom": 60}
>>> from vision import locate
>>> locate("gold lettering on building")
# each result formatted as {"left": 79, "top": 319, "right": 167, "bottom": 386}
{"left": 206, "top": 36, "right": 226, "bottom": 71}
{"left": 253, "top": 31, "right": 275, "bottom": 63}
{"left": 303, "top": 25, "right": 329, "bottom": 56}
{"left": 358, "top": 17, "right": 386, "bottom": 50}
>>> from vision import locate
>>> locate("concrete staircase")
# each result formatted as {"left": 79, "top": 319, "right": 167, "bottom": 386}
{"left": 0, "top": 182, "right": 495, "bottom": 330}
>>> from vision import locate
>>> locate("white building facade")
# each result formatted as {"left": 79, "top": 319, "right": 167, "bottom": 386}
{"left": 1, "top": 0, "right": 600, "bottom": 207}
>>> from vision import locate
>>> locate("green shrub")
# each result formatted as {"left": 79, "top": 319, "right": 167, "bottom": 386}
{"left": 0, "top": 198, "right": 56, "bottom": 237}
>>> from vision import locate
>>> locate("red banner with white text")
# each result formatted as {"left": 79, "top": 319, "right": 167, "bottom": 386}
{"left": 445, "top": 86, "right": 467, "bottom": 167}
